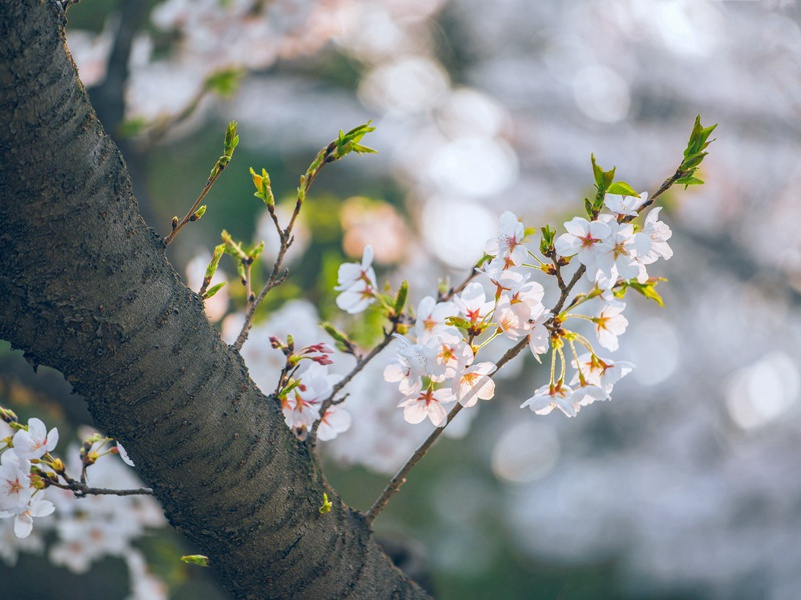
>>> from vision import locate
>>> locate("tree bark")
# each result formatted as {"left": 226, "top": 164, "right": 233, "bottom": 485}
{"left": 0, "top": 2, "right": 429, "bottom": 598}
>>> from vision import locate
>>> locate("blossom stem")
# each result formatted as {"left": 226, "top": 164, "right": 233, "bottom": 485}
{"left": 164, "top": 162, "right": 226, "bottom": 246}
{"left": 309, "top": 323, "right": 399, "bottom": 444}
{"left": 233, "top": 145, "right": 332, "bottom": 352}
{"left": 47, "top": 478, "right": 153, "bottom": 497}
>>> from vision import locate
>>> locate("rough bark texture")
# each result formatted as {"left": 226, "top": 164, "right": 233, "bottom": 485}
{"left": 0, "top": 2, "right": 429, "bottom": 599}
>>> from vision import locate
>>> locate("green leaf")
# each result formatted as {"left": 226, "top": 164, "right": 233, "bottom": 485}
{"left": 181, "top": 555, "right": 210, "bottom": 567}
{"left": 445, "top": 315, "right": 473, "bottom": 330}
{"left": 205, "top": 244, "right": 225, "bottom": 280}
{"left": 205, "top": 69, "right": 244, "bottom": 98}
{"left": 591, "top": 154, "right": 615, "bottom": 192}
{"left": 202, "top": 282, "right": 226, "bottom": 300}
{"left": 319, "top": 492, "right": 332, "bottom": 514}
{"left": 321, "top": 322, "right": 357, "bottom": 355}
{"left": 606, "top": 181, "right": 639, "bottom": 197}
{"left": 394, "top": 280, "right": 409, "bottom": 315}
{"left": 675, "top": 176, "right": 705, "bottom": 187}
{"left": 626, "top": 279, "right": 666, "bottom": 307}
{"left": 189, "top": 205, "right": 206, "bottom": 222}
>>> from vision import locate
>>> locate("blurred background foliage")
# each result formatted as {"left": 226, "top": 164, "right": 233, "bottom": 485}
{"left": 4, "top": 0, "right": 801, "bottom": 598}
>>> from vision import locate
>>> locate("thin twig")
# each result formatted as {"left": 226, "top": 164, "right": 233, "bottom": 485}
{"left": 48, "top": 479, "right": 153, "bottom": 497}
{"left": 164, "top": 168, "right": 225, "bottom": 246}
{"left": 309, "top": 324, "right": 399, "bottom": 444}
{"left": 232, "top": 148, "right": 330, "bottom": 352}
{"left": 438, "top": 267, "right": 480, "bottom": 303}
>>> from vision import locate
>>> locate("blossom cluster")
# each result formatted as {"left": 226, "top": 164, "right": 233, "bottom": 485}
{"left": 0, "top": 415, "right": 167, "bottom": 597}
{"left": 0, "top": 418, "right": 57, "bottom": 538}
{"left": 333, "top": 190, "right": 673, "bottom": 423}
{"left": 279, "top": 361, "right": 352, "bottom": 441}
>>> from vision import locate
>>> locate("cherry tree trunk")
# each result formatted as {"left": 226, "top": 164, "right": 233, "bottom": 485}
{"left": 0, "top": 2, "right": 428, "bottom": 598}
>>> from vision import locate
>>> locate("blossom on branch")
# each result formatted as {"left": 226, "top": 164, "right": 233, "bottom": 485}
{"left": 335, "top": 245, "right": 378, "bottom": 314}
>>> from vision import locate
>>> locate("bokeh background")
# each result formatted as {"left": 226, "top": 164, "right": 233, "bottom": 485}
{"left": 3, "top": 0, "right": 801, "bottom": 598}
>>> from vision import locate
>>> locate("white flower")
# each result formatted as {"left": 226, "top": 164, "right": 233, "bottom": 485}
{"left": 384, "top": 336, "right": 445, "bottom": 394}
{"left": 593, "top": 302, "right": 629, "bottom": 352}
{"left": 604, "top": 191, "right": 648, "bottom": 217}
{"left": 116, "top": 443, "right": 135, "bottom": 467}
{"left": 434, "top": 335, "right": 474, "bottom": 378}
{"left": 572, "top": 353, "right": 635, "bottom": 394}
{"left": 414, "top": 296, "right": 459, "bottom": 343}
{"left": 452, "top": 362, "right": 496, "bottom": 407}
{"left": 521, "top": 383, "right": 578, "bottom": 417}
{"left": 0, "top": 494, "right": 54, "bottom": 538}
{"left": 554, "top": 217, "right": 612, "bottom": 270}
{"left": 570, "top": 384, "right": 609, "bottom": 407}
{"left": 282, "top": 363, "right": 335, "bottom": 431}
{"left": 640, "top": 207, "right": 673, "bottom": 264}
{"left": 484, "top": 211, "right": 527, "bottom": 268}
{"left": 335, "top": 245, "right": 378, "bottom": 314}
{"left": 317, "top": 407, "right": 352, "bottom": 442}
{"left": 398, "top": 387, "right": 456, "bottom": 427}
{"left": 527, "top": 306, "right": 551, "bottom": 361}
{"left": 591, "top": 215, "right": 651, "bottom": 283}
{"left": 12, "top": 418, "right": 58, "bottom": 460}
{"left": 453, "top": 282, "right": 494, "bottom": 323}
{"left": 0, "top": 450, "right": 32, "bottom": 512}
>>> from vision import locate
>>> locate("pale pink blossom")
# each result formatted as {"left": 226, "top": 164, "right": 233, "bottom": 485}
{"left": 572, "top": 353, "right": 635, "bottom": 394}
{"left": 335, "top": 245, "right": 378, "bottom": 314}
{"left": 0, "top": 494, "right": 54, "bottom": 538}
{"left": 434, "top": 336, "right": 474, "bottom": 378}
{"left": 554, "top": 217, "right": 612, "bottom": 270}
{"left": 521, "top": 383, "right": 578, "bottom": 417}
{"left": 604, "top": 191, "right": 648, "bottom": 217}
{"left": 0, "top": 451, "right": 32, "bottom": 512}
{"left": 452, "top": 362, "right": 496, "bottom": 407}
{"left": 282, "top": 363, "right": 335, "bottom": 431}
{"left": 414, "top": 296, "right": 459, "bottom": 343}
{"left": 384, "top": 336, "right": 445, "bottom": 394}
{"left": 484, "top": 211, "right": 527, "bottom": 268}
{"left": 453, "top": 282, "right": 494, "bottom": 323}
{"left": 316, "top": 407, "right": 352, "bottom": 442}
{"left": 591, "top": 215, "right": 651, "bottom": 283}
{"left": 398, "top": 387, "right": 456, "bottom": 426}
{"left": 12, "top": 418, "right": 59, "bottom": 460}
{"left": 527, "top": 306, "right": 552, "bottom": 361}
{"left": 593, "top": 302, "right": 629, "bottom": 352}
{"left": 640, "top": 207, "right": 673, "bottom": 264}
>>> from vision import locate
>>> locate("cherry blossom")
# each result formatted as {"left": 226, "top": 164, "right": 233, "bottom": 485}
{"left": 452, "top": 362, "right": 497, "bottom": 407}
{"left": 521, "top": 383, "right": 578, "bottom": 417}
{"left": 0, "top": 451, "right": 32, "bottom": 512}
{"left": 12, "top": 417, "right": 59, "bottom": 460}
{"left": 593, "top": 302, "right": 629, "bottom": 352}
{"left": 640, "top": 207, "right": 673, "bottom": 264}
{"left": 398, "top": 387, "right": 456, "bottom": 427}
{"left": 383, "top": 336, "right": 445, "bottom": 394}
{"left": 335, "top": 245, "right": 378, "bottom": 314}
{"left": 0, "top": 494, "right": 54, "bottom": 539}
{"left": 282, "top": 362, "right": 335, "bottom": 431}
{"left": 433, "top": 335, "right": 474, "bottom": 378}
{"left": 554, "top": 217, "right": 612, "bottom": 271}
{"left": 414, "top": 296, "right": 459, "bottom": 343}
{"left": 453, "top": 282, "right": 494, "bottom": 323}
{"left": 527, "top": 306, "right": 552, "bottom": 361}
{"left": 484, "top": 211, "right": 527, "bottom": 268}
{"left": 572, "top": 353, "right": 635, "bottom": 394}
{"left": 604, "top": 191, "right": 648, "bottom": 217}
{"left": 591, "top": 215, "right": 651, "bottom": 283}
{"left": 317, "top": 406, "right": 352, "bottom": 442}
